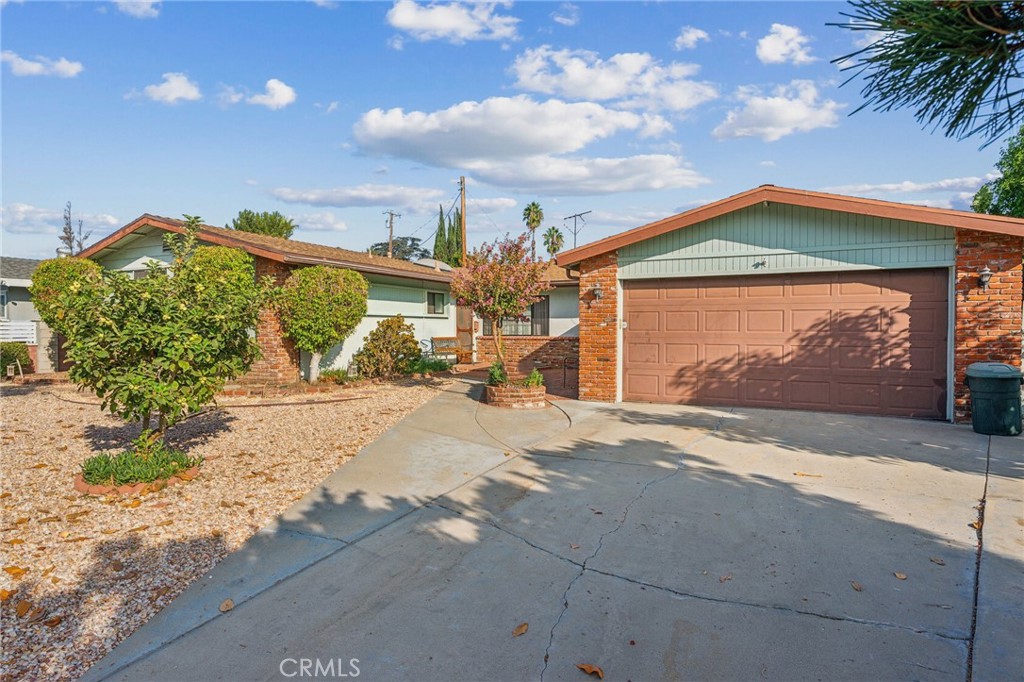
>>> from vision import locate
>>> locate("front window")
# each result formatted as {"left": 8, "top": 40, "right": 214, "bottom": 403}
{"left": 0, "top": 285, "right": 8, "bottom": 320}
{"left": 483, "top": 296, "right": 549, "bottom": 336}
{"left": 427, "top": 291, "right": 446, "bottom": 315}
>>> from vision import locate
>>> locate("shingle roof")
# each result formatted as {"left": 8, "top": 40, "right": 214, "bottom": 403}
{"left": 80, "top": 215, "right": 452, "bottom": 283}
{"left": 0, "top": 257, "right": 43, "bottom": 281}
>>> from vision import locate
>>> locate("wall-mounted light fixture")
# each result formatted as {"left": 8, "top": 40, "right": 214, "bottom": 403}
{"left": 979, "top": 266, "right": 993, "bottom": 291}
{"left": 592, "top": 281, "right": 604, "bottom": 301}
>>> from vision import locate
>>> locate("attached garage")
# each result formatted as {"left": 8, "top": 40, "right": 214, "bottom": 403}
{"left": 621, "top": 270, "right": 948, "bottom": 418}
{"left": 558, "top": 185, "right": 1024, "bottom": 422}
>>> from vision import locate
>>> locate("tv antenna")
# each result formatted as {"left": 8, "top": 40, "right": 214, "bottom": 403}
{"left": 562, "top": 210, "right": 591, "bottom": 249}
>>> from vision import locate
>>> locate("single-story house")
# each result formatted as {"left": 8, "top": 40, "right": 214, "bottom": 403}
{"left": 556, "top": 185, "right": 1024, "bottom": 423}
{"left": 0, "top": 256, "right": 60, "bottom": 373}
{"left": 79, "top": 215, "right": 458, "bottom": 383}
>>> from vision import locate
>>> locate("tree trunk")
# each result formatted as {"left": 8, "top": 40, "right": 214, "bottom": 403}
{"left": 309, "top": 352, "right": 323, "bottom": 384}
{"left": 492, "top": 319, "right": 506, "bottom": 381}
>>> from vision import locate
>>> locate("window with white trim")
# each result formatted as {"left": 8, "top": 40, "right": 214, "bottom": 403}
{"left": 483, "top": 296, "right": 550, "bottom": 336}
{"left": 426, "top": 291, "right": 446, "bottom": 315}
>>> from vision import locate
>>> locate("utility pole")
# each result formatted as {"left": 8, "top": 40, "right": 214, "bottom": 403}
{"left": 459, "top": 176, "right": 467, "bottom": 263}
{"left": 563, "top": 210, "right": 591, "bottom": 249}
{"left": 383, "top": 210, "right": 401, "bottom": 258}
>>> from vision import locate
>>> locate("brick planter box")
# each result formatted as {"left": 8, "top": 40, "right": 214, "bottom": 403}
{"left": 485, "top": 384, "right": 547, "bottom": 409}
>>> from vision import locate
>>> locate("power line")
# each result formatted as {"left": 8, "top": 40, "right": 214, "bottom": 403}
{"left": 563, "top": 210, "right": 591, "bottom": 249}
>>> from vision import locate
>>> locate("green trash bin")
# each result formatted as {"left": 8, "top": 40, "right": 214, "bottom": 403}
{"left": 965, "top": 362, "right": 1023, "bottom": 436}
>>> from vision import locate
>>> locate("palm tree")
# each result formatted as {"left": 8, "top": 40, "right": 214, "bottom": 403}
{"left": 522, "top": 201, "right": 544, "bottom": 259}
{"left": 542, "top": 226, "right": 565, "bottom": 259}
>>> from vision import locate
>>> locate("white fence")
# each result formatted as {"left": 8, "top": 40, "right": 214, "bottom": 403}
{"left": 0, "top": 320, "right": 38, "bottom": 345}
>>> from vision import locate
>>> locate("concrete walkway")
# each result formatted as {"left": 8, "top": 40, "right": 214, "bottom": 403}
{"left": 82, "top": 381, "right": 1023, "bottom": 682}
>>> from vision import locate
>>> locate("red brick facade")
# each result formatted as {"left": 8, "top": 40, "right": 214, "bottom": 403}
{"left": 577, "top": 252, "right": 618, "bottom": 402}
{"left": 953, "top": 228, "right": 1024, "bottom": 422}
{"left": 484, "top": 384, "right": 547, "bottom": 409}
{"left": 246, "top": 258, "right": 302, "bottom": 385}
{"left": 476, "top": 335, "right": 579, "bottom": 372}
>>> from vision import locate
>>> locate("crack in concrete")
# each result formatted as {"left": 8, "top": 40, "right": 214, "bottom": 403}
{"left": 538, "top": 411, "right": 733, "bottom": 680}
{"left": 965, "top": 435, "right": 992, "bottom": 682}
{"left": 426, "top": 501, "right": 582, "bottom": 570}
{"left": 585, "top": 565, "right": 970, "bottom": 644}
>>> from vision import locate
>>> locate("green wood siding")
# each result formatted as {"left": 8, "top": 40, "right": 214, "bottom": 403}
{"left": 618, "top": 204, "right": 956, "bottom": 280}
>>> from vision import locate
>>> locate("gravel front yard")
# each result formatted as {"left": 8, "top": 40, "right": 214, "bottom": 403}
{"left": 0, "top": 378, "right": 451, "bottom": 681}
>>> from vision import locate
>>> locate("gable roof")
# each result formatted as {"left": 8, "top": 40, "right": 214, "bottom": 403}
{"left": 80, "top": 215, "right": 452, "bottom": 283}
{"left": 556, "top": 185, "right": 1024, "bottom": 266}
{"left": 0, "top": 256, "right": 44, "bottom": 282}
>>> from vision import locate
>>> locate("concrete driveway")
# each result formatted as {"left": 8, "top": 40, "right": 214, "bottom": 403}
{"left": 84, "top": 381, "right": 1023, "bottom": 682}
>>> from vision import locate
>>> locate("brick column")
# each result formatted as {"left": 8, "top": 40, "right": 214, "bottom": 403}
{"left": 247, "top": 257, "right": 302, "bottom": 384}
{"left": 953, "top": 228, "right": 1023, "bottom": 422}
{"left": 578, "top": 252, "right": 618, "bottom": 402}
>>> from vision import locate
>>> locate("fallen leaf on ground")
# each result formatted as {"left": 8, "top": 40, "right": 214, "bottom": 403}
{"left": 576, "top": 664, "right": 604, "bottom": 679}
{"left": 15, "top": 600, "right": 32, "bottom": 617}
{"left": 793, "top": 472, "right": 823, "bottom": 478}
{"left": 6, "top": 539, "right": 24, "bottom": 545}
{"left": 42, "top": 615, "right": 62, "bottom": 627}
{"left": 66, "top": 511, "right": 90, "bottom": 522}
{"left": 26, "top": 607, "right": 47, "bottom": 624}
{"left": 969, "top": 520, "right": 982, "bottom": 530}
{"left": 28, "top": 463, "right": 47, "bottom": 469}
{"left": 0, "top": 493, "right": 10, "bottom": 499}
{"left": 156, "top": 519, "right": 174, "bottom": 527}
{"left": 930, "top": 557, "right": 946, "bottom": 566}
{"left": 37, "top": 516, "right": 61, "bottom": 523}
{"left": 719, "top": 574, "right": 732, "bottom": 583}
{"left": 512, "top": 622, "right": 528, "bottom": 637}
{"left": 894, "top": 572, "right": 907, "bottom": 580}
{"left": 63, "top": 536, "right": 91, "bottom": 543}
{"left": 0, "top": 589, "right": 15, "bottom": 602}
{"left": 41, "top": 565, "right": 55, "bottom": 577}
{"left": 110, "top": 560, "right": 124, "bottom": 572}
{"left": 219, "top": 598, "right": 234, "bottom": 613}
{"left": 3, "top": 566, "right": 28, "bottom": 579}
{"left": 851, "top": 581, "right": 863, "bottom": 592}
{"left": 125, "top": 525, "right": 149, "bottom": 533}
{"left": 569, "top": 544, "right": 580, "bottom": 550}
{"left": 629, "top": 640, "right": 636, "bottom": 646}
{"left": 101, "top": 529, "right": 119, "bottom": 535}
{"left": 14, "top": 518, "right": 29, "bottom": 525}
{"left": 125, "top": 500, "right": 142, "bottom": 509}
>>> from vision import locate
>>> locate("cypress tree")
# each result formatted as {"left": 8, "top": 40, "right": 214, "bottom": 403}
{"left": 433, "top": 204, "right": 448, "bottom": 262}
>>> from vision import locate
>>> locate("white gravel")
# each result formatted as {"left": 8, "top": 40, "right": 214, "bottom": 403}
{"left": 0, "top": 377, "right": 450, "bottom": 681}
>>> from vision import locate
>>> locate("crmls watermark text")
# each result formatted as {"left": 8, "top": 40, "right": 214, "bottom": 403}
{"left": 280, "top": 658, "right": 360, "bottom": 678}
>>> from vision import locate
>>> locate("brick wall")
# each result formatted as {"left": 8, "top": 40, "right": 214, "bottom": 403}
{"left": 476, "top": 335, "right": 579, "bottom": 373}
{"left": 953, "top": 228, "right": 1024, "bottom": 422}
{"left": 247, "top": 258, "right": 302, "bottom": 385}
{"left": 578, "top": 252, "right": 618, "bottom": 402}
{"left": 484, "top": 384, "right": 547, "bottom": 409}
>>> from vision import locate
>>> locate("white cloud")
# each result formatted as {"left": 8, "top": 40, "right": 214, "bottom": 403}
{"left": 388, "top": 35, "right": 405, "bottom": 50}
{"left": 551, "top": 3, "right": 579, "bottom": 27}
{"left": 759, "top": 160, "right": 778, "bottom": 168}
{"left": 310, "top": 0, "right": 338, "bottom": 8}
{"left": 462, "top": 153, "right": 708, "bottom": 195}
{"left": 673, "top": 26, "right": 709, "bottom": 50}
{"left": 113, "top": 1, "right": 160, "bottom": 19}
{"left": 821, "top": 173, "right": 999, "bottom": 196}
{"left": 1, "top": 51, "right": 83, "bottom": 78}
{"left": 713, "top": 80, "right": 842, "bottom": 142}
{"left": 756, "top": 23, "right": 816, "bottom": 65}
{"left": 510, "top": 46, "right": 717, "bottom": 112}
{"left": 217, "top": 85, "right": 244, "bottom": 107}
{"left": 853, "top": 30, "right": 888, "bottom": 49}
{"left": 295, "top": 211, "right": 348, "bottom": 232}
{"left": 589, "top": 208, "right": 677, "bottom": 228}
{"left": 269, "top": 184, "right": 445, "bottom": 212}
{"left": 324, "top": 101, "right": 339, "bottom": 114}
{"left": 247, "top": 78, "right": 296, "bottom": 110}
{"left": 1, "top": 203, "right": 119, "bottom": 236}
{"left": 354, "top": 95, "right": 671, "bottom": 166}
{"left": 142, "top": 72, "right": 201, "bottom": 104}
{"left": 386, "top": 0, "right": 519, "bottom": 44}
{"left": 466, "top": 197, "right": 517, "bottom": 213}
{"left": 1, "top": 0, "right": 27, "bottom": 7}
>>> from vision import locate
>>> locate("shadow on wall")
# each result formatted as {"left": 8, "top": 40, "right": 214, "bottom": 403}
{"left": 47, "top": 422, "right": 1012, "bottom": 681}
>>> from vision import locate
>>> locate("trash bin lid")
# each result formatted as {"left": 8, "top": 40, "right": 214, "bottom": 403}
{"left": 966, "top": 362, "right": 1023, "bottom": 379}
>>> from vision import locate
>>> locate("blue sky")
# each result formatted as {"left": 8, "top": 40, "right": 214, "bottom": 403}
{"left": 1, "top": 0, "right": 1007, "bottom": 260}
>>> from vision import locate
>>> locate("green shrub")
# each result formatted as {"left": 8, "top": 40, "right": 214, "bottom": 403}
{"left": 81, "top": 433, "right": 202, "bottom": 486}
{"left": 29, "top": 257, "right": 104, "bottom": 337}
{"left": 0, "top": 342, "right": 31, "bottom": 375}
{"left": 522, "top": 368, "right": 544, "bottom": 387}
{"left": 318, "top": 368, "right": 355, "bottom": 384}
{"left": 487, "top": 361, "right": 507, "bottom": 386}
{"left": 352, "top": 316, "right": 421, "bottom": 378}
{"left": 409, "top": 357, "right": 452, "bottom": 374}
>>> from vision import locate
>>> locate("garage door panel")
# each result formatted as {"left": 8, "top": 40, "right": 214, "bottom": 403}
{"left": 623, "top": 269, "right": 948, "bottom": 419}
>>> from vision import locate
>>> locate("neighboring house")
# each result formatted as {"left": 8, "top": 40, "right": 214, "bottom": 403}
{"left": 79, "top": 215, "right": 456, "bottom": 383}
{"left": 557, "top": 185, "right": 1024, "bottom": 423}
{"left": 0, "top": 256, "right": 59, "bottom": 373}
{"left": 475, "top": 261, "right": 581, "bottom": 373}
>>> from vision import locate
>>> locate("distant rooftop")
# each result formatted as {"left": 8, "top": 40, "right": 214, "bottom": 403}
{"left": 0, "top": 256, "right": 44, "bottom": 281}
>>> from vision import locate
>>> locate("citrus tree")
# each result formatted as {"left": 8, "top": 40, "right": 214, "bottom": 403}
{"left": 277, "top": 265, "right": 369, "bottom": 382}
{"left": 30, "top": 216, "right": 270, "bottom": 441}
{"left": 450, "top": 233, "right": 549, "bottom": 376}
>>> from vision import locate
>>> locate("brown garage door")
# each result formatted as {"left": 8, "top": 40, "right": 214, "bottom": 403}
{"left": 622, "top": 269, "right": 949, "bottom": 418}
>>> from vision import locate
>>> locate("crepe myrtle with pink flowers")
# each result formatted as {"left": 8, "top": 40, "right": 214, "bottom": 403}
{"left": 450, "top": 233, "right": 550, "bottom": 380}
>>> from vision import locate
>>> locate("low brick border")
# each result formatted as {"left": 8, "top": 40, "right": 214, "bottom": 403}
{"left": 73, "top": 467, "right": 201, "bottom": 497}
{"left": 485, "top": 384, "right": 547, "bottom": 409}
